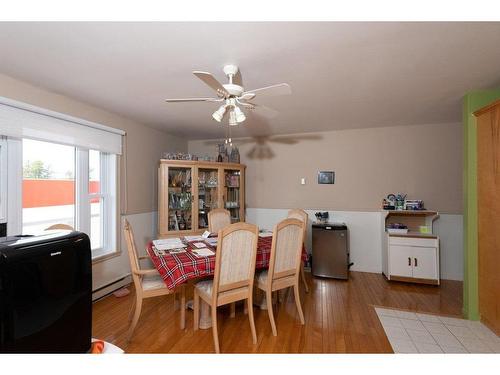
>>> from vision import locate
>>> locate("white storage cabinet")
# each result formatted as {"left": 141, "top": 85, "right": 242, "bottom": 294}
{"left": 382, "top": 211, "right": 440, "bottom": 285}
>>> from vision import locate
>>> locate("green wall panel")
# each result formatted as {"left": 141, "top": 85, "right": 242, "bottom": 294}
{"left": 463, "top": 90, "right": 500, "bottom": 320}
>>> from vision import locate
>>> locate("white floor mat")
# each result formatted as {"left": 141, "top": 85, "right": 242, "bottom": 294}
{"left": 375, "top": 307, "right": 500, "bottom": 353}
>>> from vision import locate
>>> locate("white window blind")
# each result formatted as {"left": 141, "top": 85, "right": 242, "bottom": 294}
{"left": 0, "top": 96, "right": 124, "bottom": 154}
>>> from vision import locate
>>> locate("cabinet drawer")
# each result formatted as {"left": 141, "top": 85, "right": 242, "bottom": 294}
{"left": 389, "top": 236, "right": 438, "bottom": 248}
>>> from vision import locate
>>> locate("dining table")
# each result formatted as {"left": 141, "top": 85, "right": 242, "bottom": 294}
{"left": 146, "top": 233, "right": 308, "bottom": 329}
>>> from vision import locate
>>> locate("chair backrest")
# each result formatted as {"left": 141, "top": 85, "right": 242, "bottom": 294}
{"left": 212, "top": 222, "right": 259, "bottom": 301}
{"left": 268, "top": 218, "right": 305, "bottom": 282}
{"left": 208, "top": 208, "right": 231, "bottom": 233}
{"left": 287, "top": 208, "right": 308, "bottom": 240}
{"left": 45, "top": 223, "right": 74, "bottom": 231}
{"left": 123, "top": 220, "right": 142, "bottom": 290}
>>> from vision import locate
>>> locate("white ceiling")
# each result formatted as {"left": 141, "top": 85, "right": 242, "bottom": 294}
{"left": 1, "top": 22, "right": 500, "bottom": 139}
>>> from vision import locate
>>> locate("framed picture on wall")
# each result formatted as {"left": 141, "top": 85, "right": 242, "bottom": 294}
{"left": 318, "top": 171, "right": 335, "bottom": 184}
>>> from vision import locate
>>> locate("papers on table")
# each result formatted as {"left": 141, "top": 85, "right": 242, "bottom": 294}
{"left": 154, "top": 248, "right": 186, "bottom": 256}
{"left": 192, "top": 242, "right": 207, "bottom": 249}
{"left": 191, "top": 248, "right": 215, "bottom": 257}
{"left": 259, "top": 229, "right": 273, "bottom": 238}
{"left": 153, "top": 238, "right": 186, "bottom": 251}
{"left": 184, "top": 235, "right": 205, "bottom": 242}
{"left": 205, "top": 238, "right": 218, "bottom": 247}
{"left": 201, "top": 230, "right": 211, "bottom": 238}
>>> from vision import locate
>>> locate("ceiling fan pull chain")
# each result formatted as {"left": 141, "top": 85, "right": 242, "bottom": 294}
{"left": 224, "top": 122, "right": 229, "bottom": 145}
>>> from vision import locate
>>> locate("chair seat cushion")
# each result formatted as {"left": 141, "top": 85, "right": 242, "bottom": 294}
{"left": 255, "top": 270, "right": 269, "bottom": 285}
{"left": 195, "top": 279, "right": 215, "bottom": 295}
{"left": 255, "top": 270, "right": 295, "bottom": 290}
{"left": 142, "top": 274, "right": 167, "bottom": 291}
{"left": 195, "top": 279, "right": 249, "bottom": 299}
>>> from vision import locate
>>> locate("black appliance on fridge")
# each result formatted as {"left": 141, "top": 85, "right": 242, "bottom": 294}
{"left": 0, "top": 231, "right": 92, "bottom": 353}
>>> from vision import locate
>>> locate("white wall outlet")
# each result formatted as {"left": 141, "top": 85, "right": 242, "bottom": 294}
{"left": 301, "top": 178, "right": 306, "bottom": 185}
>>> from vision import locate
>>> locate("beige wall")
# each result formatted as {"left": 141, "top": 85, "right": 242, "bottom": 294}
{"left": 0, "top": 73, "right": 187, "bottom": 215}
{"left": 189, "top": 122, "right": 463, "bottom": 214}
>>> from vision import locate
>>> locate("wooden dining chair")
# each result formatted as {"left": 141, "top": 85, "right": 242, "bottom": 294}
{"left": 208, "top": 208, "right": 231, "bottom": 233}
{"left": 193, "top": 222, "right": 259, "bottom": 353}
{"left": 45, "top": 223, "right": 74, "bottom": 230}
{"left": 255, "top": 218, "right": 305, "bottom": 336}
{"left": 287, "top": 209, "right": 310, "bottom": 293}
{"left": 208, "top": 208, "right": 238, "bottom": 318}
{"left": 123, "top": 219, "right": 185, "bottom": 342}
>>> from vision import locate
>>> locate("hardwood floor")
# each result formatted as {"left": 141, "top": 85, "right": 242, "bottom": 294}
{"left": 92, "top": 271, "right": 463, "bottom": 353}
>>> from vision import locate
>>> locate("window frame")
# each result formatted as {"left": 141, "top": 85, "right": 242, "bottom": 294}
{"left": 6, "top": 138, "right": 22, "bottom": 235}
{"left": 0, "top": 137, "right": 7, "bottom": 223}
{"left": 78, "top": 149, "right": 117, "bottom": 258}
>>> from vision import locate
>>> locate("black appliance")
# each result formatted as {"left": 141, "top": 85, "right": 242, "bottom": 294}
{"left": 312, "top": 223, "right": 351, "bottom": 279}
{"left": 0, "top": 231, "right": 92, "bottom": 353}
{"left": 314, "top": 211, "right": 329, "bottom": 223}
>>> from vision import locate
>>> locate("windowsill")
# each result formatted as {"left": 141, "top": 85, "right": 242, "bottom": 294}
{"left": 92, "top": 248, "right": 121, "bottom": 265}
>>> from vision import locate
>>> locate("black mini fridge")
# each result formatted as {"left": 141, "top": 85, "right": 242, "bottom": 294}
{"left": 0, "top": 231, "right": 92, "bottom": 353}
{"left": 312, "top": 223, "right": 350, "bottom": 279}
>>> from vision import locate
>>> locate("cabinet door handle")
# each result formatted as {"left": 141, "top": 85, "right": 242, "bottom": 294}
{"left": 408, "top": 257, "right": 411, "bottom": 266}
{"left": 414, "top": 258, "right": 418, "bottom": 267}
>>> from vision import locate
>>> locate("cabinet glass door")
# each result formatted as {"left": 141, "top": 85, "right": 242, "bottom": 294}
{"left": 197, "top": 168, "right": 219, "bottom": 229}
{"left": 224, "top": 169, "right": 241, "bottom": 223}
{"left": 167, "top": 167, "right": 193, "bottom": 231}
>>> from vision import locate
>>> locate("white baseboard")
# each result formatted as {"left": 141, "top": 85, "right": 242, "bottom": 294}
{"left": 92, "top": 274, "right": 132, "bottom": 301}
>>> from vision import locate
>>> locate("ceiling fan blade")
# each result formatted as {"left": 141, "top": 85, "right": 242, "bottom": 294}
{"left": 243, "top": 83, "right": 291, "bottom": 98}
{"left": 241, "top": 102, "right": 279, "bottom": 119}
{"left": 165, "top": 98, "right": 222, "bottom": 103}
{"left": 237, "top": 101, "right": 255, "bottom": 109}
{"left": 233, "top": 69, "right": 243, "bottom": 86}
{"left": 193, "top": 71, "right": 229, "bottom": 97}
{"left": 267, "top": 136, "right": 299, "bottom": 145}
{"left": 240, "top": 92, "right": 256, "bottom": 101}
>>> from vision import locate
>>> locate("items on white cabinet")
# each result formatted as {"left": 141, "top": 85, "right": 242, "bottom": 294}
{"left": 386, "top": 222, "right": 408, "bottom": 234}
{"left": 382, "top": 193, "right": 425, "bottom": 211}
{"left": 381, "top": 210, "right": 440, "bottom": 285}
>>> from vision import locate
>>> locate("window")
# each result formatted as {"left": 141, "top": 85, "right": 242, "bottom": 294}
{"left": 83, "top": 149, "right": 117, "bottom": 256}
{"left": 5, "top": 138, "right": 118, "bottom": 259}
{"left": 89, "top": 150, "right": 102, "bottom": 249}
{"left": 0, "top": 137, "right": 7, "bottom": 224}
{"left": 22, "top": 139, "right": 76, "bottom": 234}
{"left": 0, "top": 97, "right": 123, "bottom": 259}
{"left": 0, "top": 136, "right": 7, "bottom": 224}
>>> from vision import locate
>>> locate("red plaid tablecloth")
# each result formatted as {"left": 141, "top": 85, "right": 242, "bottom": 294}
{"left": 146, "top": 236, "right": 308, "bottom": 290}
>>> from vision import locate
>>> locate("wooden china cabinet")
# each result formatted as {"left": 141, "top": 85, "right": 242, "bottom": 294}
{"left": 158, "top": 159, "right": 246, "bottom": 238}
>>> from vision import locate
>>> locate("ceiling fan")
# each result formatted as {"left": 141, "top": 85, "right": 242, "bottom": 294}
{"left": 165, "top": 64, "right": 291, "bottom": 126}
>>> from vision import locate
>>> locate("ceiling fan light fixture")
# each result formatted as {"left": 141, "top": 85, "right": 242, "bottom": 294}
{"left": 212, "top": 105, "right": 226, "bottom": 122}
{"left": 228, "top": 109, "right": 238, "bottom": 126}
{"left": 234, "top": 106, "right": 246, "bottom": 123}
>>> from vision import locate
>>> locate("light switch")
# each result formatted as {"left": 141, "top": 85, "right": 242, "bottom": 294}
{"left": 301, "top": 178, "right": 306, "bottom": 185}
